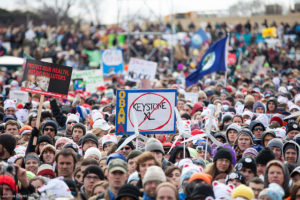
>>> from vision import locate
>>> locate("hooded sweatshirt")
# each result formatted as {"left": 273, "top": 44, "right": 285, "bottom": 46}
{"left": 282, "top": 140, "right": 300, "bottom": 165}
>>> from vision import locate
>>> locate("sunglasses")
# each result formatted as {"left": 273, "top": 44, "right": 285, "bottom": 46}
{"left": 253, "top": 127, "right": 263, "bottom": 131}
{"left": 67, "top": 121, "right": 77, "bottom": 125}
{"left": 44, "top": 128, "right": 55, "bottom": 132}
{"left": 121, "top": 147, "right": 131, "bottom": 150}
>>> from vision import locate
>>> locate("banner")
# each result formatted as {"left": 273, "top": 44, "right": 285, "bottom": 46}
{"left": 115, "top": 89, "right": 177, "bottom": 135}
{"left": 127, "top": 58, "right": 157, "bottom": 83}
{"left": 101, "top": 49, "right": 124, "bottom": 80}
{"left": 21, "top": 59, "right": 73, "bottom": 98}
{"left": 72, "top": 69, "right": 104, "bottom": 93}
{"left": 262, "top": 27, "right": 277, "bottom": 38}
{"left": 9, "top": 90, "right": 29, "bottom": 105}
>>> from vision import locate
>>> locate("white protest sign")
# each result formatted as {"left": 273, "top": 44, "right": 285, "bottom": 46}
{"left": 9, "top": 90, "right": 29, "bottom": 105}
{"left": 72, "top": 70, "right": 104, "bottom": 93}
{"left": 116, "top": 89, "right": 177, "bottom": 135}
{"left": 127, "top": 58, "right": 157, "bottom": 83}
{"left": 185, "top": 92, "right": 198, "bottom": 104}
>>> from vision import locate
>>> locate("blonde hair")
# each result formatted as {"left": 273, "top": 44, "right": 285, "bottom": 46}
{"left": 156, "top": 182, "right": 179, "bottom": 200}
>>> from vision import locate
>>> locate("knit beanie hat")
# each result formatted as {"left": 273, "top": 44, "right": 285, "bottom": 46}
{"left": 126, "top": 150, "right": 142, "bottom": 161}
{"left": 81, "top": 133, "right": 99, "bottom": 147}
{"left": 145, "top": 138, "right": 165, "bottom": 154}
{"left": 40, "top": 144, "right": 56, "bottom": 161}
{"left": 286, "top": 122, "right": 300, "bottom": 133}
{"left": 55, "top": 137, "right": 73, "bottom": 149}
{"left": 143, "top": 166, "right": 166, "bottom": 186}
{"left": 274, "top": 127, "right": 286, "bottom": 139}
{"left": 256, "top": 147, "right": 275, "bottom": 165}
{"left": 19, "top": 125, "right": 33, "bottom": 137}
{"left": 37, "top": 135, "right": 53, "bottom": 146}
{"left": 258, "top": 183, "right": 284, "bottom": 200}
{"left": 84, "top": 147, "right": 102, "bottom": 160}
{"left": 235, "top": 157, "right": 257, "bottom": 175}
{"left": 116, "top": 184, "right": 140, "bottom": 200}
{"left": 189, "top": 182, "right": 215, "bottom": 200}
{"left": 0, "top": 174, "right": 16, "bottom": 192}
{"left": 232, "top": 184, "right": 254, "bottom": 200}
{"left": 267, "top": 138, "right": 283, "bottom": 150}
{"left": 101, "top": 134, "right": 117, "bottom": 147}
{"left": 37, "top": 164, "right": 56, "bottom": 178}
{"left": 24, "top": 153, "right": 40, "bottom": 165}
{"left": 42, "top": 120, "right": 58, "bottom": 135}
{"left": 4, "top": 99, "right": 16, "bottom": 111}
{"left": 225, "top": 171, "right": 246, "bottom": 184}
{"left": 212, "top": 181, "right": 234, "bottom": 200}
{"left": 127, "top": 171, "right": 140, "bottom": 184}
{"left": 72, "top": 123, "right": 86, "bottom": 135}
{"left": 0, "top": 133, "right": 16, "bottom": 155}
{"left": 242, "top": 147, "right": 258, "bottom": 158}
{"left": 253, "top": 101, "right": 265, "bottom": 113}
{"left": 83, "top": 165, "right": 104, "bottom": 180}
{"left": 188, "top": 173, "right": 212, "bottom": 184}
{"left": 66, "top": 113, "right": 80, "bottom": 125}
{"left": 226, "top": 123, "right": 241, "bottom": 135}
{"left": 117, "top": 136, "right": 134, "bottom": 150}
{"left": 213, "top": 147, "right": 233, "bottom": 163}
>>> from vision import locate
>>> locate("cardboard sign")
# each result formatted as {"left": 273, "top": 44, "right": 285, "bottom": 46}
{"left": 101, "top": 49, "right": 123, "bottom": 79}
{"left": 127, "top": 58, "right": 157, "bottom": 83}
{"left": 72, "top": 69, "right": 104, "bottom": 93}
{"left": 116, "top": 89, "right": 177, "bottom": 135}
{"left": 21, "top": 59, "right": 72, "bottom": 98}
{"left": 9, "top": 90, "right": 29, "bottom": 105}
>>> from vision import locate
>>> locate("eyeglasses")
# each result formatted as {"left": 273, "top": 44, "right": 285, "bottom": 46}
{"left": 253, "top": 127, "right": 263, "bottom": 131}
{"left": 120, "top": 147, "right": 131, "bottom": 150}
{"left": 85, "top": 175, "right": 100, "bottom": 181}
{"left": 44, "top": 128, "right": 55, "bottom": 132}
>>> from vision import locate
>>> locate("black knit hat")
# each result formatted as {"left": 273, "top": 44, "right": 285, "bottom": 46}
{"left": 37, "top": 135, "right": 54, "bottom": 145}
{"left": 287, "top": 122, "right": 300, "bottom": 133}
{"left": 116, "top": 184, "right": 140, "bottom": 200}
{"left": 0, "top": 133, "right": 16, "bottom": 155}
{"left": 235, "top": 157, "right": 257, "bottom": 175}
{"left": 83, "top": 165, "right": 104, "bottom": 180}
{"left": 81, "top": 133, "right": 99, "bottom": 147}
{"left": 213, "top": 147, "right": 233, "bottom": 163}
{"left": 189, "top": 182, "right": 215, "bottom": 199}
{"left": 42, "top": 120, "right": 58, "bottom": 135}
{"left": 225, "top": 171, "right": 246, "bottom": 184}
{"left": 256, "top": 147, "right": 275, "bottom": 165}
{"left": 72, "top": 123, "right": 86, "bottom": 135}
{"left": 117, "top": 136, "right": 134, "bottom": 150}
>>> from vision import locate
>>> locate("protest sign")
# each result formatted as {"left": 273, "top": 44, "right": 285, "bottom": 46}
{"left": 72, "top": 69, "right": 104, "bottom": 93}
{"left": 251, "top": 56, "right": 265, "bottom": 73}
{"left": 9, "top": 90, "right": 29, "bottom": 105}
{"left": 21, "top": 59, "right": 72, "bottom": 98}
{"left": 116, "top": 89, "right": 177, "bottom": 135}
{"left": 185, "top": 92, "right": 198, "bottom": 104}
{"left": 101, "top": 49, "right": 123, "bottom": 80}
{"left": 127, "top": 58, "right": 157, "bottom": 83}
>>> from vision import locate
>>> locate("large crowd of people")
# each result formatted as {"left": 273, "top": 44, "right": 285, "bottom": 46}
{"left": 0, "top": 18, "right": 299, "bottom": 200}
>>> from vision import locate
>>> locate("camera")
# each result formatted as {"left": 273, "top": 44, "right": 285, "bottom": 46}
{"left": 1, "top": 162, "right": 15, "bottom": 175}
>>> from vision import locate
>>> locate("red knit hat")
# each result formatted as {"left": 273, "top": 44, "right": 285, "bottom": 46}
{"left": 0, "top": 174, "right": 16, "bottom": 192}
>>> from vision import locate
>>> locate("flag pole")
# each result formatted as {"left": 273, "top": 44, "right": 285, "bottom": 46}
{"left": 224, "top": 33, "right": 230, "bottom": 86}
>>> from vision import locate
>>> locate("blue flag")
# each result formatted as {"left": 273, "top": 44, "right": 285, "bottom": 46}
{"left": 191, "top": 28, "right": 209, "bottom": 48}
{"left": 186, "top": 36, "right": 228, "bottom": 88}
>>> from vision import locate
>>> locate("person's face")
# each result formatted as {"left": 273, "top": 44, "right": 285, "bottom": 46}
{"left": 177, "top": 101, "right": 185, "bottom": 111}
{"left": 83, "top": 173, "right": 100, "bottom": 194}
{"left": 1, "top": 184, "right": 13, "bottom": 200}
{"left": 30, "top": 117, "right": 37, "bottom": 127}
{"left": 255, "top": 107, "right": 264, "bottom": 113}
{"left": 43, "top": 126, "right": 55, "bottom": 139}
{"left": 144, "top": 180, "right": 161, "bottom": 198}
{"left": 31, "top": 179, "right": 44, "bottom": 192}
{"left": 232, "top": 117, "right": 242, "bottom": 126}
{"left": 107, "top": 170, "right": 128, "bottom": 189}
{"left": 72, "top": 128, "right": 84, "bottom": 144}
{"left": 267, "top": 101, "right": 276, "bottom": 111}
{"left": 5, "top": 108, "right": 15, "bottom": 116}
{"left": 83, "top": 140, "right": 97, "bottom": 152}
{"left": 228, "top": 130, "right": 238, "bottom": 143}
{"left": 138, "top": 159, "right": 156, "bottom": 179}
{"left": 37, "top": 77, "right": 49, "bottom": 91}
{"left": 184, "top": 105, "right": 192, "bottom": 115}
{"left": 292, "top": 174, "right": 300, "bottom": 184}
{"left": 39, "top": 142, "right": 49, "bottom": 153}
{"left": 263, "top": 135, "right": 274, "bottom": 147}
{"left": 216, "top": 158, "right": 230, "bottom": 172}
{"left": 99, "top": 160, "right": 106, "bottom": 171}
{"left": 22, "top": 132, "right": 31, "bottom": 142}
{"left": 257, "top": 163, "right": 266, "bottom": 176}
{"left": 93, "top": 185, "right": 106, "bottom": 196}
{"left": 75, "top": 170, "right": 83, "bottom": 183}
{"left": 249, "top": 182, "right": 264, "bottom": 199}
{"left": 168, "top": 169, "right": 181, "bottom": 189}
{"left": 227, "top": 179, "right": 241, "bottom": 188}
{"left": 287, "top": 130, "right": 299, "bottom": 139}
{"left": 5, "top": 124, "right": 18, "bottom": 136}
{"left": 285, "top": 148, "right": 298, "bottom": 164}
{"left": 220, "top": 93, "right": 227, "bottom": 100}
{"left": 127, "top": 158, "right": 137, "bottom": 174}
{"left": 156, "top": 186, "right": 177, "bottom": 200}
{"left": 43, "top": 150, "right": 55, "bottom": 164}
{"left": 238, "top": 134, "right": 251, "bottom": 151}
{"left": 103, "top": 142, "right": 114, "bottom": 152}
{"left": 240, "top": 168, "right": 254, "bottom": 183}
{"left": 118, "top": 145, "right": 132, "bottom": 157}
{"left": 151, "top": 151, "right": 163, "bottom": 162}
{"left": 25, "top": 159, "right": 39, "bottom": 174}
{"left": 191, "top": 86, "right": 199, "bottom": 93}
{"left": 253, "top": 126, "right": 264, "bottom": 139}
{"left": 57, "top": 155, "right": 75, "bottom": 178}
{"left": 268, "top": 165, "right": 284, "bottom": 187}
{"left": 270, "top": 146, "right": 282, "bottom": 160}
{"left": 67, "top": 121, "right": 77, "bottom": 132}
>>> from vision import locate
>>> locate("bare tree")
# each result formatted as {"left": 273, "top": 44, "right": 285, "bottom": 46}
{"left": 79, "top": 0, "right": 104, "bottom": 25}
{"left": 229, "top": 0, "right": 265, "bottom": 16}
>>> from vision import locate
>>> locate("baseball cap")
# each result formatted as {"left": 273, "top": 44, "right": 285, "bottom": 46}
{"left": 108, "top": 158, "right": 128, "bottom": 173}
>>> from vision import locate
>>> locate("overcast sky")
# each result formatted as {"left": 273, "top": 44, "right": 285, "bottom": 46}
{"left": 0, "top": 0, "right": 295, "bottom": 24}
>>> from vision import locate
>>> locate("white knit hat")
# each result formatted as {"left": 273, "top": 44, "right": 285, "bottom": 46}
{"left": 84, "top": 147, "right": 102, "bottom": 160}
{"left": 93, "top": 119, "right": 110, "bottom": 130}
{"left": 66, "top": 113, "right": 80, "bottom": 124}
{"left": 38, "top": 177, "right": 73, "bottom": 198}
{"left": 213, "top": 181, "right": 234, "bottom": 200}
{"left": 4, "top": 99, "right": 16, "bottom": 111}
{"left": 101, "top": 134, "right": 117, "bottom": 147}
{"left": 143, "top": 166, "right": 166, "bottom": 186}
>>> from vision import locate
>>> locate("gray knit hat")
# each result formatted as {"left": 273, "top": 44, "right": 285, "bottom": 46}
{"left": 267, "top": 138, "right": 283, "bottom": 151}
{"left": 143, "top": 166, "right": 166, "bottom": 186}
{"left": 24, "top": 153, "right": 40, "bottom": 165}
{"left": 145, "top": 138, "right": 165, "bottom": 154}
